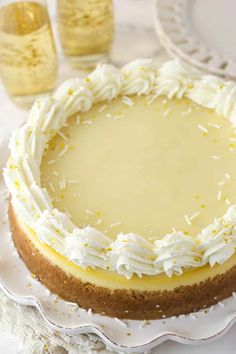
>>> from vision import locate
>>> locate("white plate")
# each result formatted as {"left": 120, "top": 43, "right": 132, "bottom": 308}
{"left": 1, "top": 140, "right": 236, "bottom": 353}
{"left": 155, "top": 0, "right": 236, "bottom": 79}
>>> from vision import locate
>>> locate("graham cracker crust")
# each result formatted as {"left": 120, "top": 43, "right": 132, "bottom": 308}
{"left": 9, "top": 203, "right": 236, "bottom": 320}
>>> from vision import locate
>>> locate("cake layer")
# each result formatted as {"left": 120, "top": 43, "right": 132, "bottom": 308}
{"left": 10, "top": 204, "right": 236, "bottom": 319}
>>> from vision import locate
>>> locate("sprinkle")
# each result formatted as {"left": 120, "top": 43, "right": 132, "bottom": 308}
{"left": 197, "top": 124, "right": 208, "bottom": 134}
{"left": 122, "top": 96, "right": 134, "bottom": 106}
{"left": 232, "top": 292, "right": 236, "bottom": 298}
{"left": 65, "top": 301, "right": 78, "bottom": 308}
{"left": 225, "top": 173, "right": 231, "bottom": 179}
{"left": 156, "top": 304, "right": 160, "bottom": 308}
{"left": 218, "top": 301, "right": 225, "bottom": 308}
{"left": 99, "top": 104, "right": 108, "bottom": 112}
{"left": 171, "top": 316, "right": 176, "bottom": 320}
{"left": 57, "top": 130, "right": 68, "bottom": 141}
{"left": 68, "top": 179, "right": 79, "bottom": 184}
{"left": 162, "top": 99, "right": 167, "bottom": 104}
{"left": 106, "top": 113, "right": 112, "bottom": 118}
{"left": 182, "top": 107, "right": 192, "bottom": 116}
{"left": 53, "top": 171, "right": 58, "bottom": 176}
{"left": 163, "top": 109, "right": 171, "bottom": 117}
{"left": 88, "top": 308, "right": 93, "bottom": 315}
{"left": 76, "top": 115, "right": 81, "bottom": 125}
{"left": 86, "top": 210, "right": 94, "bottom": 215}
{"left": 184, "top": 214, "right": 192, "bottom": 226}
{"left": 209, "top": 305, "right": 214, "bottom": 312}
{"left": 59, "top": 145, "right": 68, "bottom": 158}
{"left": 115, "top": 318, "right": 128, "bottom": 327}
{"left": 49, "top": 182, "right": 55, "bottom": 192}
{"left": 113, "top": 114, "right": 125, "bottom": 120}
{"left": 189, "top": 212, "right": 200, "bottom": 221}
{"left": 190, "top": 314, "right": 196, "bottom": 320}
{"left": 217, "top": 190, "right": 222, "bottom": 201}
{"left": 110, "top": 221, "right": 122, "bottom": 228}
{"left": 208, "top": 122, "right": 221, "bottom": 129}
{"left": 179, "top": 314, "right": 186, "bottom": 319}
{"left": 225, "top": 198, "right": 231, "bottom": 205}
{"left": 59, "top": 179, "right": 66, "bottom": 190}
{"left": 97, "top": 219, "right": 102, "bottom": 225}
{"left": 48, "top": 159, "right": 55, "bottom": 165}
{"left": 218, "top": 180, "right": 226, "bottom": 186}
{"left": 139, "top": 320, "right": 148, "bottom": 329}
{"left": 230, "top": 137, "right": 236, "bottom": 142}
{"left": 212, "top": 155, "right": 220, "bottom": 160}
{"left": 82, "top": 120, "right": 93, "bottom": 125}
{"left": 172, "top": 227, "right": 177, "bottom": 233}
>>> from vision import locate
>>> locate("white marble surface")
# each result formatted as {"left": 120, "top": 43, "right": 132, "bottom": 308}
{"left": 0, "top": 0, "right": 236, "bottom": 353}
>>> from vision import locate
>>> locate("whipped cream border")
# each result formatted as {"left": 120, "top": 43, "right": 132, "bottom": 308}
{"left": 4, "top": 59, "right": 236, "bottom": 279}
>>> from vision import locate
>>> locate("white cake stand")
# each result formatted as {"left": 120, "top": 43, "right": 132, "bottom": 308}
{"left": 155, "top": 0, "right": 236, "bottom": 79}
{"left": 1, "top": 140, "right": 236, "bottom": 353}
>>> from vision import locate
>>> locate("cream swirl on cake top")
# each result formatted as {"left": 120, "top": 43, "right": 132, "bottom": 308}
{"left": 4, "top": 59, "right": 236, "bottom": 279}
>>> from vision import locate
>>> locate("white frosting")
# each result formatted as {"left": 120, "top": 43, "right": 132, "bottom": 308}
{"left": 4, "top": 59, "right": 236, "bottom": 279}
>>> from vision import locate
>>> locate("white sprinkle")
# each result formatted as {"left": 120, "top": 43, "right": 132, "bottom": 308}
{"left": 86, "top": 210, "right": 94, "bottom": 215}
{"left": 65, "top": 301, "right": 78, "bottom": 308}
{"left": 53, "top": 171, "right": 58, "bottom": 176}
{"left": 139, "top": 320, "right": 148, "bottom": 329}
{"left": 163, "top": 99, "right": 167, "bottom": 104}
{"left": 184, "top": 214, "right": 192, "bottom": 226}
{"left": 230, "top": 137, "right": 236, "bottom": 142}
{"left": 99, "top": 104, "right": 108, "bottom": 112}
{"left": 97, "top": 219, "right": 102, "bottom": 225}
{"left": 110, "top": 221, "right": 122, "bottom": 228}
{"left": 115, "top": 318, "right": 128, "bottom": 327}
{"left": 122, "top": 96, "right": 134, "bottom": 106}
{"left": 57, "top": 130, "right": 68, "bottom": 141}
{"left": 218, "top": 180, "right": 226, "bottom": 186}
{"left": 182, "top": 107, "right": 192, "bottom": 116}
{"left": 217, "top": 190, "right": 222, "bottom": 201}
{"left": 212, "top": 155, "right": 220, "bottom": 160}
{"left": 232, "top": 292, "right": 236, "bottom": 298}
{"left": 218, "top": 301, "right": 225, "bottom": 308}
{"left": 49, "top": 182, "right": 55, "bottom": 192}
{"left": 179, "top": 314, "right": 186, "bottom": 319}
{"left": 225, "top": 198, "right": 231, "bottom": 205}
{"left": 172, "top": 227, "right": 177, "bottom": 233}
{"left": 214, "top": 296, "right": 218, "bottom": 300}
{"left": 190, "top": 313, "right": 196, "bottom": 320}
{"left": 48, "top": 159, "right": 55, "bottom": 165}
{"left": 197, "top": 124, "right": 208, "bottom": 134}
{"left": 209, "top": 305, "right": 214, "bottom": 312}
{"left": 76, "top": 115, "right": 81, "bottom": 125}
{"left": 163, "top": 109, "right": 170, "bottom": 117}
{"left": 88, "top": 308, "right": 93, "bottom": 315}
{"left": 189, "top": 212, "right": 200, "bottom": 221}
{"left": 156, "top": 304, "right": 160, "bottom": 308}
{"left": 68, "top": 179, "right": 79, "bottom": 184}
{"left": 208, "top": 122, "right": 221, "bottom": 129}
{"left": 171, "top": 316, "right": 177, "bottom": 320}
{"left": 225, "top": 173, "right": 231, "bottom": 179}
{"left": 59, "top": 179, "right": 66, "bottom": 190}
{"left": 82, "top": 120, "right": 93, "bottom": 125}
{"left": 59, "top": 145, "right": 68, "bottom": 158}
{"left": 106, "top": 113, "right": 112, "bottom": 118}
{"left": 113, "top": 114, "right": 125, "bottom": 120}
{"left": 73, "top": 193, "right": 80, "bottom": 197}
{"left": 65, "top": 211, "right": 72, "bottom": 219}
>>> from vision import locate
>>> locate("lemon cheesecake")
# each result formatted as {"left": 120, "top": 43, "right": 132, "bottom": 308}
{"left": 4, "top": 60, "right": 236, "bottom": 319}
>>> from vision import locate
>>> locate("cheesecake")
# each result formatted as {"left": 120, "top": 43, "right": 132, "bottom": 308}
{"left": 4, "top": 59, "right": 236, "bottom": 319}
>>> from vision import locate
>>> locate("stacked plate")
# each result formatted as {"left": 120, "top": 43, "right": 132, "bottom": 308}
{"left": 155, "top": 0, "right": 236, "bottom": 79}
